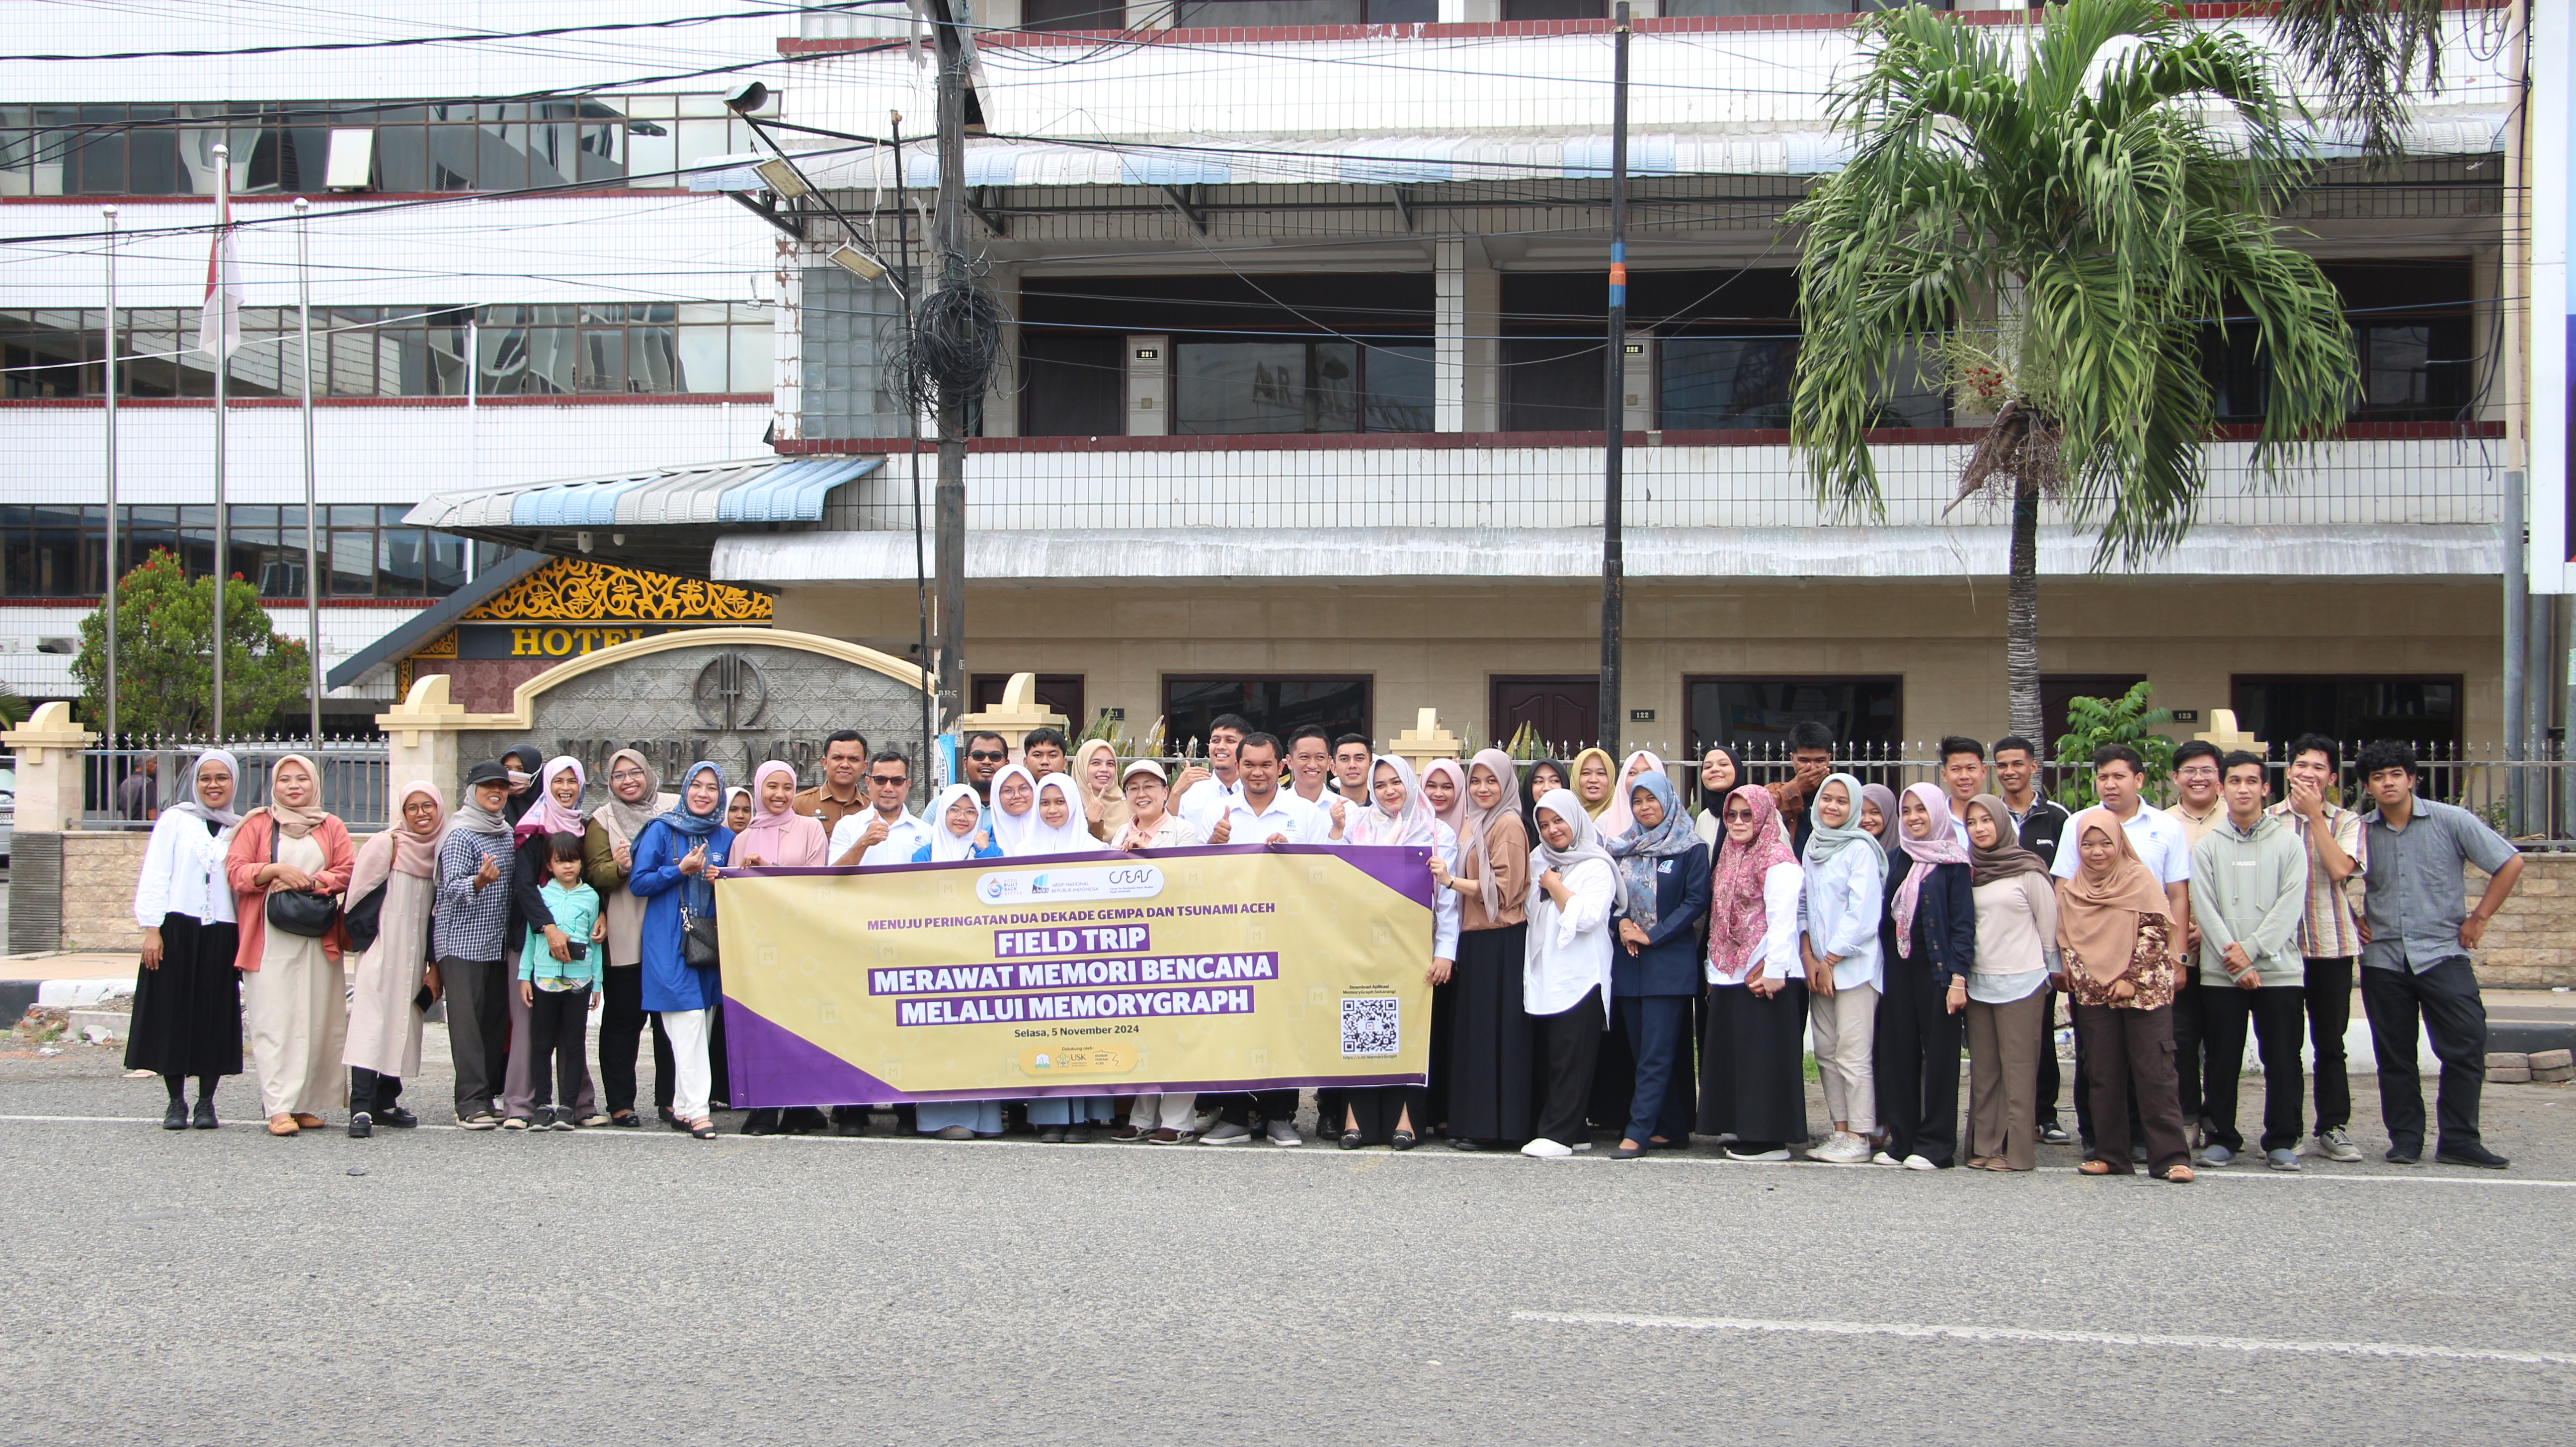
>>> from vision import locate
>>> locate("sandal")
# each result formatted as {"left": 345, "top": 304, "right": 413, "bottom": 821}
{"left": 2158, "top": 1165, "right": 2196, "bottom": 1184}
{"left": 2078, "top": 1159, "right": 2115, "bottom": 1175}
{"left": 689, "top": 1117, "right": 718, "bottom": 1139}
{"left": 610, "top": 1111, "right": 641, "bottom": 1128}
{"left": 290, "top": 1113, "right": 326, "bottom": 1130}
{"left": 266, "top": 1114, "right": 299, "bottom": 1136}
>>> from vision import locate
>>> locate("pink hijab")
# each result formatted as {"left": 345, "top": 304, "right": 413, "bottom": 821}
{"left": 1705, "top": 784, "right": 1796, "bottom": 984}
{"left": 1592, "top": 750, "right": 1666, "bottom": 840}
{"left": 1349, "top": 753, "right": 1440, "bottom": 847}
{"left": 513, "top": 756, "right": 588, "bottom": 844}
{"left": 1891, "top": 780, "right": 1973, "bottom": 958}
{"left": 1422, "top": 758, "right": 1468, "bottom": 837}
{"left": 731, "top": 760, "right": 828, "bottom": 867}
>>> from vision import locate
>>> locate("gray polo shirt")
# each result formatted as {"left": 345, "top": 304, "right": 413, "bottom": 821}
{"left": 2358, "top": 797, "right": 2516, "bottom": 974}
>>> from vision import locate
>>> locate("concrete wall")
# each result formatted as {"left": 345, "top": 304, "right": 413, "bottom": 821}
{"left": 774, "top": 574, "right": 2504, "bottom": 752}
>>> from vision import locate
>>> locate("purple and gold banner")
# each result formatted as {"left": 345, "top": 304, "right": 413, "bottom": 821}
{"left": 716, "top": 844, "right": 1436, "bottom": 1108}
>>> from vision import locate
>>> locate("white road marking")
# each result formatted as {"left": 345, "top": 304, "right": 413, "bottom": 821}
{"left": 1514, "top": 1312, "right": 2576, "bottom": 1367}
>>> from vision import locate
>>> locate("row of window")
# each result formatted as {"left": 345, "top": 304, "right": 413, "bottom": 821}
{"left": 1021, "top": 0, "right": 1943, "bottom": 29}
{"left": 984, "top": 672, "right": 2463, "bottom": 782}
{"left": 0, "top": 94, "right": 767, "bottom": 198}
{"left": 0, "top": 304, "right": 771, "bottom": 400}
{"left": 0, "top": 504, "right": 506, "bottom": 600}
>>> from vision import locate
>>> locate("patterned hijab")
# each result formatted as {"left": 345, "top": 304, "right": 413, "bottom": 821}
{"left": 1593, "top": 750, "right": 1665, "bottom": 840}
{"left": 515, "top": 755, "right": 588, "bottom": 844}
{"left": 1705, "top": 784, "right": 1796, "bottom": 983}
{"left": 1891, "top": 781, "right": 1974, "bottom": 958}
{"left": 168, "top": 748, "right": 243, "bottom": 832}
{"left": 1606, "top": 768, "right": 1694, "bottom": 930}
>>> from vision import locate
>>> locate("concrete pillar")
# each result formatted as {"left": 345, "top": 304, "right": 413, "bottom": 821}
{"left": 984, "top": 271, "right": 1021, "bottom": 438}
{"left": 1126, "top": 334, "right": 1169, "bottom": 437}
{"left": 1622, "top": 327, "right": 1654, "bottom": 433}
{"left": 1386, "top": 707, "right": 1462, "bottom": 771}
{"left": 375, "top": 672, "right": 472, "bottom": 808}
{"left": 1446, "top": 249, "right": 1501, "bottom": 433}
{"left": 953, "top": 672, "right": 1070, "bottom": 756}
{"left": 0, "top": 702, "right": 97, "bottom": 833}
{"left": 1436, "top": 238, "right": 1467, "bottom": 433}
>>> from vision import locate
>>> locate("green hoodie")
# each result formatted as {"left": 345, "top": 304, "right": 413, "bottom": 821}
{"left": 2187, "top": 809, "right": 2308, "bottom": 988}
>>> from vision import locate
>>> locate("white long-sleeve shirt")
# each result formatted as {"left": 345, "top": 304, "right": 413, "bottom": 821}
{"left": 1798, "top": 842, "right": 1886, "bottom": 993}
{"left": 133, "top": 812, "right": 237, "bottom": 928}
{"left": 1708, "top": 861, "right": 1806, "bottom": 987}
{"left": 1524, "top": 855, "right": 1616, "bottom": 1017}
{"left": 1430, "top": 822, "right": 1462, "bottom": 962}
{"left": 1175, "top": 774, "right": 1242, "bottom": 836}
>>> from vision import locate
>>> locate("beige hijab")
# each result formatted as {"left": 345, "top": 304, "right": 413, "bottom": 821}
{"left": 2054, "top": 807, "right": 2173, "bottom": 986}
{"left": 265, "top": 754, "right": 329, "bottom": 839}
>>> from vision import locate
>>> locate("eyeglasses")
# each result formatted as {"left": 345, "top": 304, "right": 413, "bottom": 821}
{"left": 1722, "top": 807, "right": 1756, "bottom": 822}
{"left": 967, "top": 750, "right": 1007, "bottom": 762}
{"left": 609, "top": 769, "right": 647, "bottom": 783}
{"left": 867, "top": 774, "right": 908, "bottom": 786}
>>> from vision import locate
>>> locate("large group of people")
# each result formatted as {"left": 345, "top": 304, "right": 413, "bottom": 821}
{"left": 124, "top": 716, "right": 2526, "bottom": 1174}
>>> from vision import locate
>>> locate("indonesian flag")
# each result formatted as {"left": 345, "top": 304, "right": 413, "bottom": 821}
{"left": 196, "top": 189, "right": 240, "bottom": 360}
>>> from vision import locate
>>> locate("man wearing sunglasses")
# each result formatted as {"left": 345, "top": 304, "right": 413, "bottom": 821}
{"left": 961, "top": 730, "right": 1009, "bottom": 805}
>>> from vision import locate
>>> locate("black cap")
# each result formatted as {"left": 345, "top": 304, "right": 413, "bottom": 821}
{"left": 464, "top": 761, "right": 510, "bottom": 788}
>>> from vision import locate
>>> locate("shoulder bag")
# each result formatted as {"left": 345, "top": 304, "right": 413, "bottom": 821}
{"left": 264, "top": 819, "right": 342, "bottom": 938}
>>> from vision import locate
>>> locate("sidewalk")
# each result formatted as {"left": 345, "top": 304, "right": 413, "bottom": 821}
{"left": 0, "top": 951, "right": 144, "bottom": 1017}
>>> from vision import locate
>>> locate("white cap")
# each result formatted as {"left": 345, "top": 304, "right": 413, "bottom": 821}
{"left": 1120, "top": 760, "right": 1166, "bottom": 786}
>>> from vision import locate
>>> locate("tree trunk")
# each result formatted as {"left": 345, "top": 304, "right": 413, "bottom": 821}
{"left": 2006, "top": 481, "right": 2043, "bottom": 750}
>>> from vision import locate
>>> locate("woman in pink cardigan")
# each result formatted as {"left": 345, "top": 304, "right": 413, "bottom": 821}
{"left": 225, "top": 755, "right": 356, "bottom": 1136}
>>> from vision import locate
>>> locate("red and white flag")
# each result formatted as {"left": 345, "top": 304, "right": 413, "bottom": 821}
{"left": 196, "top": 188, "right": 239, "bottom": 360}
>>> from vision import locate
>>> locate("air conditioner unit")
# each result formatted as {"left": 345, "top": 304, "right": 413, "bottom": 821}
{"left": 34, "top": 637, "right": 77, "bottom": 655}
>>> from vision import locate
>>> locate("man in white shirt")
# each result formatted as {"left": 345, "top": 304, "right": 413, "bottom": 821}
{"left": 1285, "top": 725, "right": 1357, "bottom": 837}
{"left": 2051, "top": 744, "right": 2195, "bottom": 1154}
{"left": 831, "top": 749, "right": 931, "bottom": 867}
{"left": 1174, "top": 713, "right": 1251, "bottom": 838}
{"left": 1197, "top": 733, "right": 1325, "bottom": 1147}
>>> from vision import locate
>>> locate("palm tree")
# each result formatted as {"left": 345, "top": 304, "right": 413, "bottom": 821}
{"left": 1789, "top": 0, "right": 2358, "bottom": 744}
{"left": 2271, "top": 0, "right": 2448, "bottom": 162}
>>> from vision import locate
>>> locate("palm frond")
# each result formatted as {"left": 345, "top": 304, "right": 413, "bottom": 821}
{"left": 2269, "top": 0, "right": 2446, "bottom": 162}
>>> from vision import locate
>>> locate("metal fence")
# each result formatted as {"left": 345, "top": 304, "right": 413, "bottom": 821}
{"left": 83, "top": 738, "right": 394, "bottom": 832}
{"left": 1505, "top": 738, "right": 2576, "bottom": 851}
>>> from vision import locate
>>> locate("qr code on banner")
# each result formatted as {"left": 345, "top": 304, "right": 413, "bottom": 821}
{"left": 1340, "top": 996, "right": 1400, "bottom": 1057}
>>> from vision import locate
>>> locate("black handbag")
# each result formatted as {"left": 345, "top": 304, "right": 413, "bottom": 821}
{"left": 263, "top": 820, "right": 341, "bottom": 938}
{"left": 341, "top": 883, "right": 386, "bottom": 953}
{"left": 680, "top": 896, "right": 721, "bottom": 969}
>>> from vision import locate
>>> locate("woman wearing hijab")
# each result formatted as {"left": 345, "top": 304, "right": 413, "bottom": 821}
{"left": 500, "top": 743, "right": 545, "bottom": 826}
{"left": 1875, "top": 782, "right": 1975, "bottom": 1171}
{"left": 1700, "top": 784, "right": 1808, "bottom": 1160}
{"left": 985, "top": 764, "right": 1041, "bottom": 858}
{"left": 1585, "top": 748, "right": 1668, "bottom": 1131}
{"left": 912, "top": 785, "right": 1003, "bottom": 864}
{"left": 224, "top": 755, "right": 356, "bottom": 1136}
{"left": 128, "top": 750, "right": 243, "bottom": 1130}
{"left": 1073, "top": 738, "right": 1129, "bottom": 844}
{"left": 1519, "top": 758, "right": 1569, "bottom": 844}
{"left": 1424, "top": 748, "right": 1534, "bottom": 1148}
{"left": 1567, "top": 747, "right": 1618, "bottom": 820}
{"left": 586, "top": 749, "right": 677, "bottom": 1128}
{"left": 631, "top": 761, "right": 733, "bottom": 1140}
{"left": 1336, "top": 755, "right": 1459, "bottom": 1150}
{"left": 723, "top": 787, "right": 754, "bottom": 834}
{"left": 1693, "top": 746, "right": 1749, "bottom": 847}
{"left": 1421, "top": 758, "right": 1467, "bottom": 836}
{"left": 729, "top": 761, "right": 832, "bottom": 1136}
{"left": 1859, "top": 783, "right": 1899, "bottom": 855}
{"left": 340, "top": 780, "right": 443, "bottom": 1137}
{"left": 1962, "top": 795, "right": 2058, "bottom": 1172}
{"left": 1592, "top": 750, "right": 1665, "bottom": 841}
{"left": 1019, "top": 775, "right": 1117, "bottom": 1141}
{"left": 1603, "top": 769, "right": 1707, "bottom": 1157}
{"left": 505, "top": 757, "right": 601, "bottom": 1130}
{"left": 2056, "top": 808, "right": 2192, "bottom": 1181}
{"left": 1799, "top": 773, "right": 1887, "bottom": 1165}
{"left": 1521, "top": 789, "right": 1622, "bottom": 1158}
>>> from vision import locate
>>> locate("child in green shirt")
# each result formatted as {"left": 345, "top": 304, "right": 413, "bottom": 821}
{"left": 519, "top": 833, "right": 606, "bottom": 1129}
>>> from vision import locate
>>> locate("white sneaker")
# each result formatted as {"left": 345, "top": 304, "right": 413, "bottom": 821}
{"left": 1724, "top": 1146, "right": 1791, "bottom": 1162}
{"left": 1570, "top": 1140, "right": 1593, "bottom": 1151}
{"left": 1263, "top": 1120, "right": 1302, "bottom": 1147}
{"left": 1871, "top": 1150, "right": 1901, "bottom": 1166}
{"left": 1521, "top": 1138, "right": 1575, "bottom": 1158}
{"left": 1812, "top": 1131, "right": 1872, "bottom": 1165}
{"left": 1902, "top": 1153, "right": 1938, "bottom": 1172}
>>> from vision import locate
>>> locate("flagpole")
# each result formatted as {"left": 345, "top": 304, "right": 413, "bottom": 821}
{"left": 209, "top": 144, "right": 229, "bottom": 741}
{"left": 100, "top": 206, "right": 119, "bottom": 750}
{"left": 294, "top": 196, "right": 321, "bottom": 751}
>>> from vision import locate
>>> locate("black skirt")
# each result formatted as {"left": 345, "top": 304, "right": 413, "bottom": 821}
{"left": 1443, "top": 923, "right": 1535, "bottom": 1143}
{"left": 122, "top": 912, "right": 243, "bottom": 1078}
{"left": 1699, "top": 981, "right": 1810, "bottom": 1147}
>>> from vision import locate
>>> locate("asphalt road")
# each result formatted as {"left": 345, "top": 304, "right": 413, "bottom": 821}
{"left": 3, "top": 1044, "right": 2572, "bottom": 1447}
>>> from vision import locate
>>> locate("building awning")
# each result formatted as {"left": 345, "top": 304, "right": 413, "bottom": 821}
{"left": 323, "top": 549, "right": 548, "bottom": 691}
{"left": 405, "top": 456, "right": 882, "bottom": 579}
{"left": 711, "top": 524, "right": 2501, "bottom": 584}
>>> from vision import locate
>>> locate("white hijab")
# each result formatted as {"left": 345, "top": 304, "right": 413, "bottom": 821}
{"left": 987, "top": 764, "right": 1044, "bottom": 857}
{"left": 922, "top": 784, "right": 988, "bottom": 863}
{"left": 1530, "top": 786, "right": 1629, "bottom": 914}
{"left": 1013, "top": 774, "right": 1099, "bottom": 858}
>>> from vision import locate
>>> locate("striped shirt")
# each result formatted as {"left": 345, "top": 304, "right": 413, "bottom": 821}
{"left": 2264, "top": 799, "right": 2367, "bottom": 960}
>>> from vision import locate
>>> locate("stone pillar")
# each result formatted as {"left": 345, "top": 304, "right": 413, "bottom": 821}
{"left": 1463, "top": 258, "right": 1502, "bottom": 433}
{"left": 953, "top": 671, "right": 1069, "bottom": 756}
{"left": 375, "top": 672, "right": 476, "bottom": 806}
{"left": 1386, "top": 707, "right": 1462, "bottom": 772}
{"left": 1, "top": 702, "right": 97, "bottom": 834}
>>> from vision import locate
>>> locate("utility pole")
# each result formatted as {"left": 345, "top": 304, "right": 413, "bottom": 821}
{"left": 1597, "top": 2, "right": 1631, "bottom": 757}
{"left": 930, "top": 0, "right": 971, "bottom": 734}
{"left": 100, "top": 207, "right": 118, "bottom": 748}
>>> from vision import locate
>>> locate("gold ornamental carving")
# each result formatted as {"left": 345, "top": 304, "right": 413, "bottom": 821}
{"left": 414, "top": 628, "right": 459, "bottom": 659}
{"left": 460, "top": 559, "right": 772, "bottom": 625}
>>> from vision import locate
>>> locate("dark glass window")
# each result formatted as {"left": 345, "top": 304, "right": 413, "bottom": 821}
{"left": 1685, "top": 677, "right": 1904, "bottom": 759}
{"left": 0, "top": 505, "right": 482, "bottom": 599}
{"left": 1162, "top": 676, "right": 1372, "bottom": 752}
{"left": 1660, "top": 334, "right": 1797, "bottom": 430}
{"left": 2230, "top": 676, "right": 2462, "bottom": 755}
{"left": 1023, "top": 0, "right": 1132, "bottom": 27}
{"left": 1021, "top": 332, "right": 1127, "bottom": 437}
{"left": 2204, "top": 258, "right": 2476, "bottom": 424}
{"left": 1503, "top": 336, "right": 1605, "bottom": 432}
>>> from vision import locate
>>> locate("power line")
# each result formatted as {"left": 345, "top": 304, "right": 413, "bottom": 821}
{"left": 0, "top": 1, "right": 903, "bottom": 63}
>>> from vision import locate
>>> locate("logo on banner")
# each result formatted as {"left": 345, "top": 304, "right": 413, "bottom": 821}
{"left": 973, "top": 864, "right": 1167, "bottom": 904}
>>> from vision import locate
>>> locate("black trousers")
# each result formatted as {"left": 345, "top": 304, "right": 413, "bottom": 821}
{"left": 440, "top": 956, "right": 508, "bottom": 1117}
{"left": 2170, "top": 973, "right": 2206, "bottom": 1124}
{"left": 2304, "top": 957, "right": 2354, "bottom": 1134}
{"left": 2199, "top": 982, "right": 2308, "bottom": 1153}
{"left": 524, "top": 986, "right": 592, "bottom": 1112}
{"left": 2073, "top": 1001, "right": 2189, "bottom": 1175}
{"left": 1874, "top": 958, "right": 1961, "bottom": 1167}
{"left": 347, "top": 1066, "right": 401, "bottom": 1113}
{"left": 2033, "top": 982, "right": 2063, "bottom": 1128}
{"left": 2361, "top": 957, "right": 2489, "bottom": 1154}
{"left": 1533, "top": 989, "right": 1606, "bottom": 1147}
{"left": 598, "top": 963, "right": 650, "bottom": 1115}
{"left": 1218, "top": 1089, "right": 1301, "bottom": 1126}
